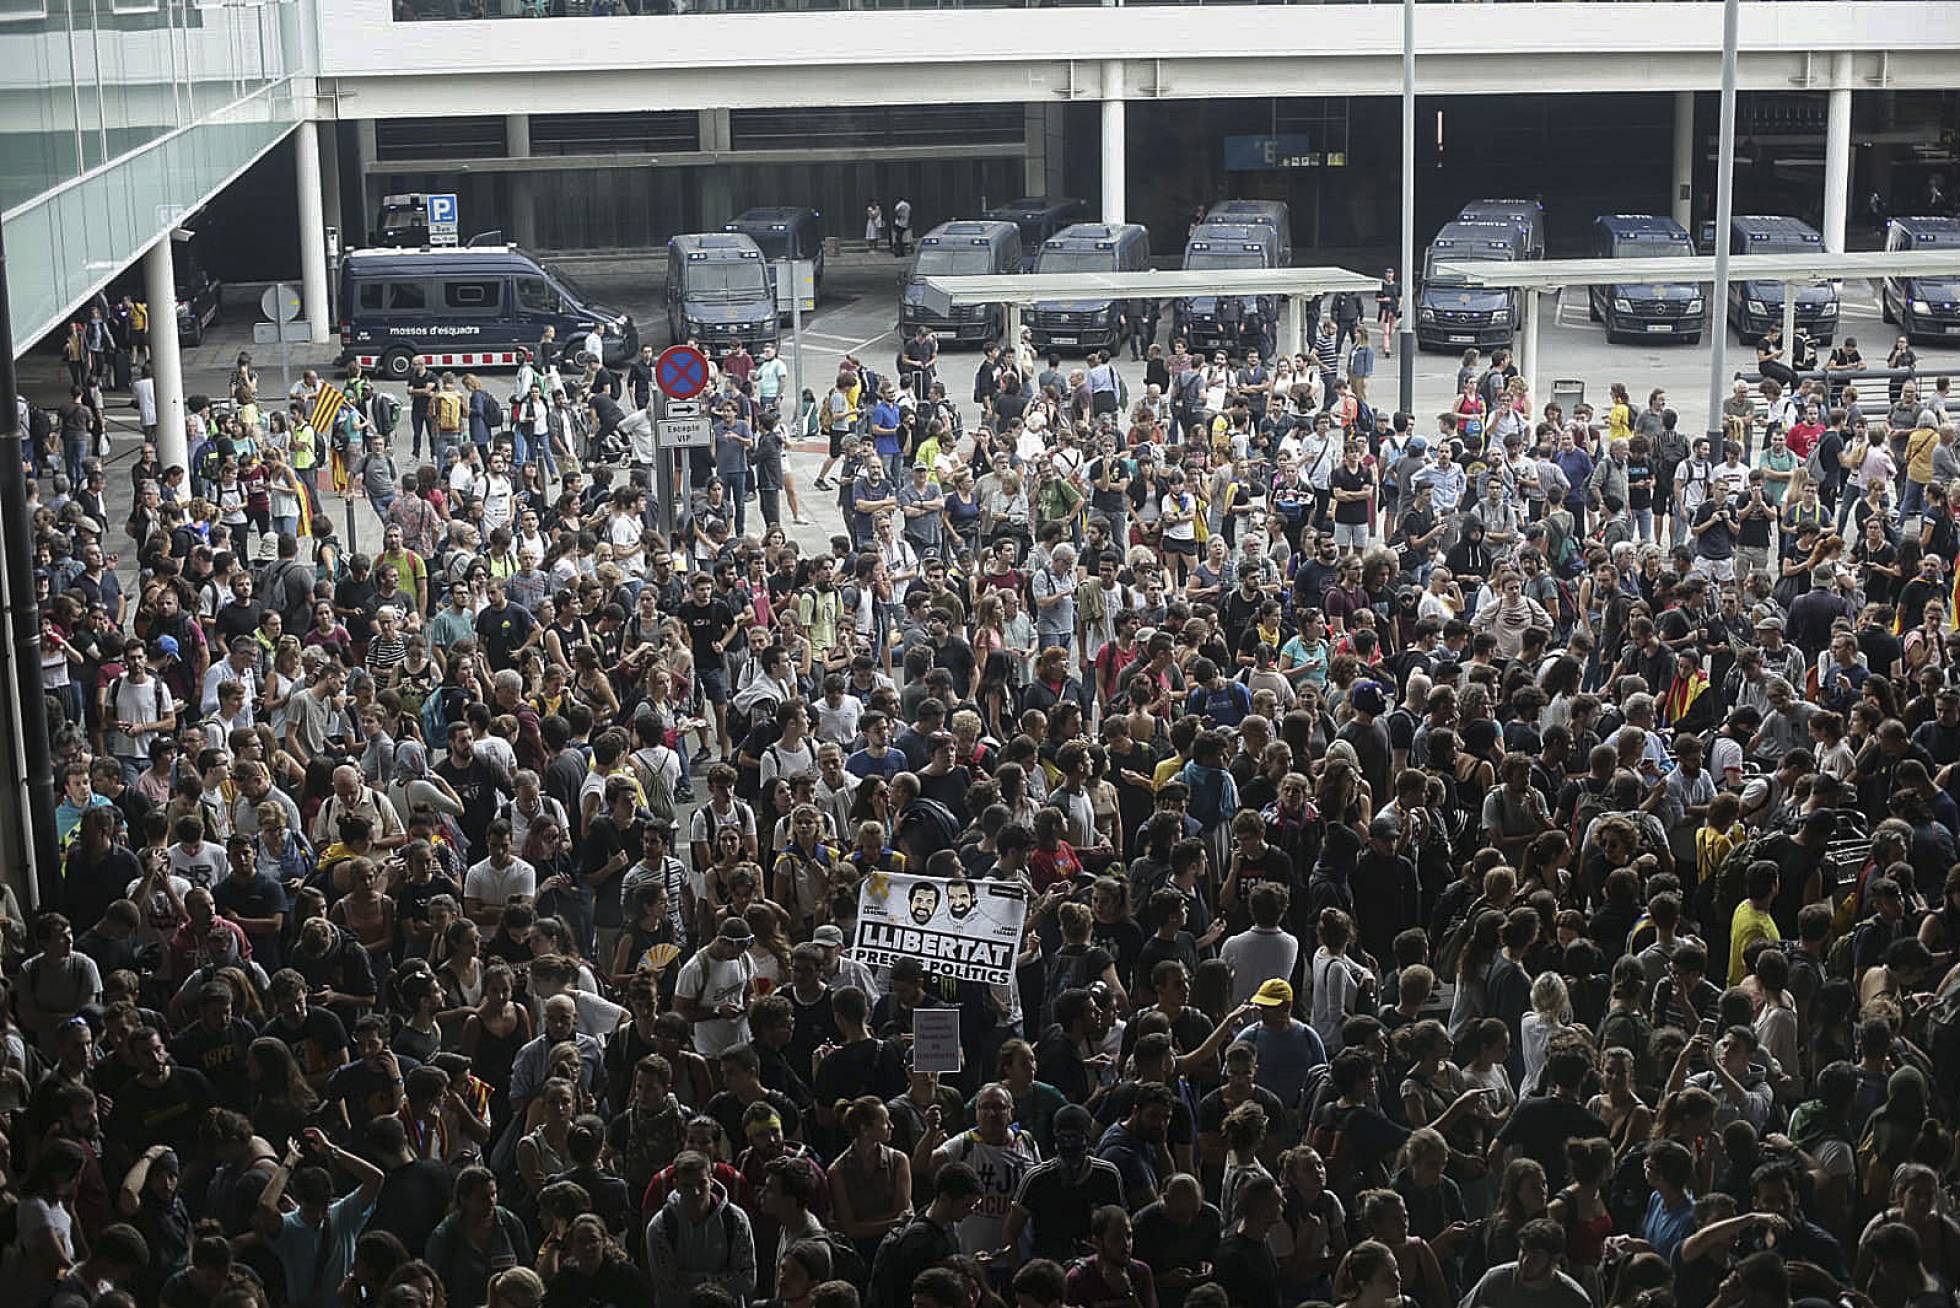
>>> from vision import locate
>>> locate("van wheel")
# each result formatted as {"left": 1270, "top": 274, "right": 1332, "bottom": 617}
{"left": 380, "top": 348, "right": 415, "bottom": 379}
{"left": 1682, "top": 334, "right": 1703, "bottom": 347}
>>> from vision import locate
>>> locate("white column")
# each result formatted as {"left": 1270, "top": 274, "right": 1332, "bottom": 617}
{"left": 506, "top": 113, "right": 537, "bottom": 249}
{"left": 698, "top": 109, "right": 734, "bottom": 229}
{"left": 355, "top": 119, "right": 377, "bottom": 245}
{"left": 1101, "top": 60, "right": 1126, "bottom": 224}
{"left": 1823, "top": 52, "right": 1853, "bottom": 254}
{"left": 1520, "top": 289, "right": 1540, "bottom": 418}
{"left": 1672, "top": 91, "right": 1695, "bottom": 231}
{"left": 1781, "top": 283, "right": 1798, "bottom": 369}
{"left": 145, "top": 238, "right": 186, "bottom": 473}
{"left": 295, "top": 120, "right": 331, "bottom": 344}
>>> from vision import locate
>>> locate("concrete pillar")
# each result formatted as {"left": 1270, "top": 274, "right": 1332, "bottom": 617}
{"left": 1672, "top": 91, "right": 1695, "bottom": 231}
{"left": 1823, "top": 52, "right": 1853, "bottom": 253}
{"left": 295, "top": 121, "right": 331, "bottom": 344}
{"left": 1101, "top": 60, "right": 1126, "bottom": 224}
{"left": 318, "top": 121, "right": 344, "bottom": 247}
{"left": 1022, "top": 103, "right": 1066, "bottom": 200}
{"left": 698, "top": 109, "right": 735, "bottom": 229}
{"left": 506, "top": 113, "right": 537, "bottom": 249}
{"left": 145, "top": 238, "right": 186, "bottom": 473}
{"left": 1520, "top": 289, "right": 1541, "bottom": 417}
{"left": 355, "top": 119, "right": 377, "bottom": 245}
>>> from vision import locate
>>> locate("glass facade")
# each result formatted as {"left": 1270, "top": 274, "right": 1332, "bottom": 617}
{"left": 2, "top": 0, "right": 307, "bottom": 346}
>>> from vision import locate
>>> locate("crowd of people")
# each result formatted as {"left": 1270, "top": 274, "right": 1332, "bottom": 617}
{"left": 7, "top": 294, "right": 1960, "bottom": 1308}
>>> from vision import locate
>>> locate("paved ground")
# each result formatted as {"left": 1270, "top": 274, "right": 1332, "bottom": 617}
{"left": 29, "top": 250, "right": 1960, "bottom": 571}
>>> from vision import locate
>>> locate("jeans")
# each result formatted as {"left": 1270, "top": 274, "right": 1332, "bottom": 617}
{"left": 723, "top": 469, "right": 751, "bottom": 535}
{"left": 1631, "top": 507, "right": 1654, "bottom": 542}
{"left": 370, "top": 492, "right": 396, "bottom": 525}
{"left": 1904, "top": 478, "right": 1929, "bottom": 517}
{"left": 63, "top": 437, "right": 87, "bottom": 489}
{"left": 273, "top": 514, "right": 298, "bottom": 540}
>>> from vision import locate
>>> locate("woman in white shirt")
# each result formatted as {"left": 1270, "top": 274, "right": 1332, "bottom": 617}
{"left": 1517, "top": 971, "right": 1573, "bottom": 1094}
{"left": 1309, "top": 906, "right": 1375, "bottom": 1056}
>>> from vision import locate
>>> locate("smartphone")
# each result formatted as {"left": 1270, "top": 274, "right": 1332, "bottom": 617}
{"left": 1697, "top": 1016, "right": 1718, "bottom": 1040}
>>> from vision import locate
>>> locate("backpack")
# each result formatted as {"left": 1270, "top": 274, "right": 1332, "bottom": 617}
{"left": 370, "top": 391, "right": 401, "bottom": 436}
{"left": 484, "top": 392, "right": 505, "bottom": 431}
{"left": 1306, "top": 1101, "right": 1381, "bottom": 1198}
{"left": 1570, "top": 778, "right": 1615, "bottom": 848}
{"left": 1825, "top": 926, "right": 1860, "bottom": 981}
{"left": 632, "top": 745, "right": 680, "bottom": 826}
{"left": 1606, "top": 1142, "right": 1655, "bottom": 1233}
{"left": 419, "top": 684, "right": 452, "bottom": 743}
{"left": 1805, "top": 441, "right": 1829, "bottom": 485}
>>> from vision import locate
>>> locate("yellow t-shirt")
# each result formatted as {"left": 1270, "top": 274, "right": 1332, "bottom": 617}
{"left": 1907, "top": 426, "right": 1939, "bottom": 484}
{"left": 1729, "top": 899, "right": 1781, "bottom": 985}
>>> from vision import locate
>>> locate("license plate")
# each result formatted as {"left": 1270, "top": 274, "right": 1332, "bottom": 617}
{"left": 1052, "top": 335, "right": 1077, "bottom": 345}
{"left": 1448, "top": 334, "right": 1474, "bottom": 344}
{"left": 1646, "top": 323, "right": 1674, "bottom": 333}
{"left": 1947, "top": 325, "right": 1960, "bottom": 334}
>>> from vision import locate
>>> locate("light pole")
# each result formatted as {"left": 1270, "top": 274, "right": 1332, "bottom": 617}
{"left": 1704, "top": 0, "right": 1740, "bottom": 445}
{"left": 1398, "top": 0, "right": 1417, "bottom": 417}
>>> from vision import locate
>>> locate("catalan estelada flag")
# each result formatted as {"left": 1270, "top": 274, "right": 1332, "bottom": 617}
{"left": 310, "top": 384, "right": 348, "bottom": 437}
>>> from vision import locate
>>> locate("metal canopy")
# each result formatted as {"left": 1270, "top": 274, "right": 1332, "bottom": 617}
{"left": 916, "top": 267, "right": 1379, "bottom": 317}
{"left": 1431, "top": 249, "right": 1960, "bottom": 289}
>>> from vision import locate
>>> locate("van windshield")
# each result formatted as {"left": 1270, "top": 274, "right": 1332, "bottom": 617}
{"left": 1424, "top": 247, "right": 1512, "bottom": 285}
{"left": 544, "top": 262, "right": 594, "bottom": 303}
{"left": 914, "top": 249, "right": 995, "bottom": 276}
{"left": 1611, "top": 237, "right": 1693, "bottom": 259}
{"left": 741, "top": 230, "right": 792, "bottom": 260}
{"left": 1186, "top": 250, "right": 1266, "bottom": 270}
{"left": 686, "top": 263, "right": 770, "bottom": 299}
{"left": 1034, "top": 251, "right": 1117, "bottom": 274}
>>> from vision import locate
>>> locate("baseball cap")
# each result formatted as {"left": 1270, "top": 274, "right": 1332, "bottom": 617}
{"left": 156, "top": 634, "right": 180, "bottom": 658}
{"left": 1369, "top": 814, "right": 1402, "bottom": 840}
{"left": 1408, "top": 435, "right": 1428, "bottom": 452}
{"left": 1251, "top": 979, "right": 1294, "bottom": 1008}
{"left": 1753, "top": 615, "right": 1784, "bottom": 631}
{"left": 811, "top": 924, "right": 845, "bottom": 948}
{"left": 1350, "top": 681, "right": 1387, "bottom": 717}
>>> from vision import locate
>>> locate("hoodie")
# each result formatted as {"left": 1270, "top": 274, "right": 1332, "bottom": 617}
{"left": 646, "top": 1180, "right": 757, "bottom": 1308}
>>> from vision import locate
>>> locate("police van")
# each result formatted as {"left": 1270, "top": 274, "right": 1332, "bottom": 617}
{"left": 1415, "top": 220, "right": 1527, "bottom": 351}
{"left": 1587, "top": 215, "right": 1704, "bottom": 344}
{"left": 337, "top": 246, "right": 637, "bottom": 379}
{"left": 665, "top": 233, "right": 782, "bottom": 352}
{"left": 1882, "top": 215, "right": 1960, "bottom": 342}
{"left": 1456, "top": 198, "right": 1546, "bottom": 262}
{"left": 1173, "top": 223, "right": 1281, "bottom": 354}
{"left": 1724, "top": 215, "right": 1839, "bottom": 344}
{"left": 1025, "top": 222, "right": 1152, "bottom": 353}
{"left": 982, "top": 198, "right": 1089, "bottom": 260}
{"left": 722, "top": 207, "right": 826, "bottom": 317}
{"left": 899, "top": 220, "right": 1023, "bottom": 343}
{"left": 1204, "top": 199, "right": 1293, "bottom": 267}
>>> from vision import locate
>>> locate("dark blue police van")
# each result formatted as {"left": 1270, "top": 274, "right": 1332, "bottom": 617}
{"left": 337, "top": 245, "right": 638, "bottom": 379}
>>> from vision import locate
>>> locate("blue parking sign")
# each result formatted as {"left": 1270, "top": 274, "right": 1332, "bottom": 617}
{"left": 428, "top": 193, "right": 459, "bottom": 246}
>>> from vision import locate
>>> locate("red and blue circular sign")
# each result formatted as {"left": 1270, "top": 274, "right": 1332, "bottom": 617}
{"left": 655, "top": 344, "right": 710, "bottom": 400}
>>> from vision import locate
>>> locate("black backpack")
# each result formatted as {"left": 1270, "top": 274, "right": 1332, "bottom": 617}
{"left": 484, "top": 392, "right": 505, "bottom": 431}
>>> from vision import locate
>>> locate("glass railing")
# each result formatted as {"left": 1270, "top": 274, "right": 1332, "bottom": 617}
{"left": 392, "top": 0, "right": 1759, "bottom": 20}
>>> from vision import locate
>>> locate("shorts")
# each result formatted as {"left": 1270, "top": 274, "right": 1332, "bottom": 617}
{"left": 1693, "top": 555, "right": 1737, "bottom": 583}
{"left": 1162, "top": 535, "right": 1198, "bottom": 557}
{"left": 698, "top": 665, "right": 730, "bottom": 705}
{"left": 829, "top": 428, "right": 851, "bottom": 458}
{"left": 1333, "top": 521, "right": 1370, "bottom": 551}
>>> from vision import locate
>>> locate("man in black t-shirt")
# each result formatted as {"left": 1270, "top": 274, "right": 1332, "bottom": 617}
{"left": 472, "top": 580, "right": 536, "bottom": 672}
{"left": 676, "top": 572, "right": 740, "bottom": 760}
{"left": 1493, "top": 1047, "right": 1608, "bottom": 1188}
{"left": 433, "top": 719, "right": 509, "bottom": 859}
{"left": 1005, "top": 1104, "right": 1125, "bottom": 1262}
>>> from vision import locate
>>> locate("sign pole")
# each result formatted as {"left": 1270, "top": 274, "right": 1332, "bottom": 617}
{"left": 791, "top": 264, "right": 805, "bottom": 429}
{"left": 278, "top": 282, "right": 292, "bottom": 398}
{"left": 654, "top": 397, "right": 677, "bottom": 545}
